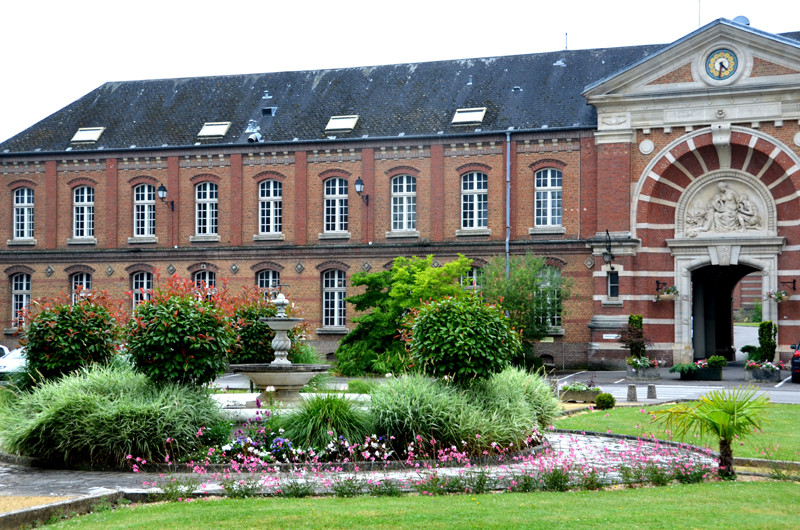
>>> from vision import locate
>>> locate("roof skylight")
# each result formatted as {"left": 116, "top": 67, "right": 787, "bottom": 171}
{"left": 70, "top": 127, "right": 105, "bottom": 143}
{"left": 197, "top": 122, "right": 231, "bottom": 137}
{"left": 451, "top": 107, "right": 486, "bottom": 125}
{"left": 325, "top": 115, "right": 359, "bottom": 133}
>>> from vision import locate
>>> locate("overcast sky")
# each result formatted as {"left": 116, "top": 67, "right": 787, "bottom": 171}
{"left": 1, "top": 0, "right": 796, "bottom": 143}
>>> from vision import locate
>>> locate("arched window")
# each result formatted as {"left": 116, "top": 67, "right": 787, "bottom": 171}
{"left": 535, "top": 168, "right": 562, "bottom": 227}
{"left": 257, "top": 269, "right": 280, "bottom": 289}
{"left": 323, "top": 178, "right": 348, "bottom": 233}
{"left": 13, "top": 187, "right": 34, "bottom": 240}
{"left": 461, "top": 172, "right": 488, "bottom": 229}
{"left": 322, "top": 269, "right": 347, "bottom": 328}
{"left": 11, "top": 273, "right": 31, "bottom": 326}
{"left": 460, "top": 266, "right": 481, "bottom": 290}
{"left": 259, "top": 180, "right": 283, "bottom": 234}
{"left": 193, "top": 270, "right": 216, "bottom": 289}
{"left": 195, "top": 182, "right": 218, "bottom": 235}
{"left": 133, "top": 184, "right": 156, "bottom": 237}
{"left": 537, "top": 266, "right": 563, "bottom": 327}
{"left": 73, "top": 186, "right": 95, "bottom": 238}
{"left": 391, "top": 175, "right": 417, "bottom": 231}
{"left": 71, "top": 272, "right": 92, "bottom": 303}
{"left": 131, "top": 271, "right": 154, "bottom": 307}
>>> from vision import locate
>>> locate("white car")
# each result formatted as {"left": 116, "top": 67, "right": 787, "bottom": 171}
{"left": 0, "top": 347, "right": 26, "bottom": 377}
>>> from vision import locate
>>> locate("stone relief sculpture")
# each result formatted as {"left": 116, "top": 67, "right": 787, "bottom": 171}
{"left": 685, "top": 181, "right": 763, "bottom": 238}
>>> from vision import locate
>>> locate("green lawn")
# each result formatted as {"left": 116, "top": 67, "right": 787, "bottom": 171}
{"left": 555, "top": 403, "right": 800, "bottom": 462}
{"left": 51, "top": 482, "right": 800, "bottom": 529}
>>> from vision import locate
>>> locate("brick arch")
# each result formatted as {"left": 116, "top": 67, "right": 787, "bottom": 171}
{"left": 127, "top": 175, "right": 158, "bottom": 187}
{"left": 251, "top": 261, "right": 285, "bottom": 272}
{"left": 187, "top": 262, "right": 219, "bottom": 274}
{"left": 67, "top": 177, "right": 98, "bottom": 189}
{"left": 65, "top": 264, "right": 95, "bottom": 275}
{"left": 469, "top": 258, "right": 488, "bottom": 267}
{"left": 315, "top": 260, "right": 350, "bottom": 271}
{"left": 529, "top": 159, "right": 567, "bottom": 172}
{"left": 544, "top": 256, "right": 568, "bottom": 269}
{"left": 189, "top": 173, "right": 221, "bottom": 184}
{"left": 385, "top": 166, "right": 421, "bottom": 178}
{"left": 8, "top": 179, "right": 37, "bottom": 189}
{"left": 253, "top": 170, "right": 287, "bottom": 183}
{"left": 318, "top": 169, "right": 352, "bottom": 181}
{"left": 4, "top": 265, "right": 35, "bottom": 276}
{"left": 456, "top": 162, "right": 491, "bottom": 175}
{"left": 125, "top": 263, "right": 155, "bottom": 274}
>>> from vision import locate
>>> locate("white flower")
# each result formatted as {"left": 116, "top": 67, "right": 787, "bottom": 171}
{"left": 265, "top": 386, "right": 276, "bottom": 392}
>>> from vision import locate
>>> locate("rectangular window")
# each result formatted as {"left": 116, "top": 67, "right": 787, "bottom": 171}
{"left": 259, "top": 180, "right": 283, "bottom": 234}
{"left": 13, "top": 188, "right": 34, "bottom": 239}
{"left": 11, "top": 273, "right": 31, "bottom": 326}
{"left": 73, "top": 186, "right": 95, "bottom": 238}
{"left": 452, "top": 107, "right": 487, "bottom": 125}
{"left": 461, "top": 172, "right": 488, "bottom": 229}
{"left": 324, "top": 178, "right": 348, "bottom": 232}
{"left": 197, "top": 122, "right": 231, "bottom": 138}
{"left": 325, "top": 115, "right": 359, "bottom": 133}
{"left": 133, "top": 184, "right": 156, "bottom": 237}
{"left": 195, "top": 182, "right": 219, "bottom": 235}
{"left": 535, "top": 169, "right": 563, "bottom": 226}
{"left": 323, "top": 270, "right": 347, "bottom": 327}
{"left": 607, "top": 271, "right": 619, "bottom": 298}
{"left": 391, "top": 175, "right": 417, "bottom": 231}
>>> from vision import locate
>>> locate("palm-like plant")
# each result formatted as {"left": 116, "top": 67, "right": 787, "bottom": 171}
{"left": 654, "top": 385, "right": 770, "bottom": 479}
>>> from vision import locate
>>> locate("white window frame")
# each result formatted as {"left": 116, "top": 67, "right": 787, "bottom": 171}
{"left": 535, "top": 168, "right": 563, "bottom": 227}
{"left": 537, "top": 267, "right": 562, "bottom": 328}
{"left": 323, "top": 178, "right": 349, "bottom": 233}
{"left": 322, "top": 269, "right": 347, "bottom": 328}
{"left": 73, "top": 186, "right": 95, "bottom": 239}
{"left": 13, "top": 187, "right": 34, "bottom": 240}
{"left": 607, "top": 271, "right": 620, "bottom": 298}
{"left": 133, "top": 184, "right": 156, "bottom": 237}
{"left": 460, "top": 266, "right": 481, "bottom": 290}
{"left": 131, "top": 271, "right": 153, "bottom": 307}
{"left": 257, "top": 269, "right": 281, "bottom": 290}
{"left": 71, "top": 272, "right": 92, "bottom": 303}
{"left": 11, "top": 273, "right": 31, "bottom": 327}
{"left": 391, "top": 175, "right": 417, "bottom": 232}
{"left": 193, "top": 270, "right": 216, "bottom": 289}
{"left": 461, "top": 172, "right": 488, "bottom": 229}
{"left": 259, "top": 180, "right": 283, "bottom": 234}
{"left": 195, "top": 182, "right": 218, "bottom": 236}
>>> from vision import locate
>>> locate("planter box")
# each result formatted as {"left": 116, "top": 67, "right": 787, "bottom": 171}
{"left": 744, "top": 368, "right": 782, "bottom": 383}
{"left": 657, "top": 293, "right": 676, "bottom": 301}
{"left": 626, "top": 365, "right": 661, "bottom": 380}
{"left": 678, "top": 366, "right": 723, "bottom": 380}
{"left": 560, "top": 390, "right": 600, "bottom": 403}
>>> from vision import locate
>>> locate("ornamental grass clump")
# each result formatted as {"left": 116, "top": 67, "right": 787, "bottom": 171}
{"left": 278, "top": 394, "right": 373, "bottom": 455}
{"left": 0, "top": 363, "right": 225, "bottom": 469}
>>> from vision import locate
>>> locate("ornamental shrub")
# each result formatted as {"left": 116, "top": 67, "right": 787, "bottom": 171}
{"left": 758, "top": 320, "right": 777, "bottom": 362}
{"left": 617, "top": 314, "right": 651, "bottom": 359}
{"left": 278, "top": 394, "right": 373, "bottom": 454}
{"left": 126, "top": 275, "right": 235, "bottom": 386}
{"left": 21, "top": 290, "right": 122, "bottom": 380}
{"left": 404, "top": 292, "right": 521, "bottom": 383}
{"left": 594, "top": 393, "right": 616, "bottom": 410}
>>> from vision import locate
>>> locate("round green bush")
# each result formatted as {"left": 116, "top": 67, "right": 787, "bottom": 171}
{"left": 22, "top": 294, "right": 121, "bottom": 380}
{"left": 406, "top": 292, "right": 521, "bottom": 383}
{"left": 594, "top": 392, "right": 616, "bottom": 410}
{"left": 127, "top": 294, "right": 234, "bottom": 386}
{"left": 278, "top": 394, "right": 372, "bottom": 454}
{"left": 0, "top": 363, "right": 225, "bottom": 469}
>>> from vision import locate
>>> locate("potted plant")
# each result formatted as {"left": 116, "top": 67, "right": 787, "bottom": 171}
{"left": 744, "top": 360, "right": 783, "bottom": 383}
{"left": 695, "top": 355, "right": 727, "bottom": 380}
{"left": 559, "top": 381, "right": 602, "bottom": 403}
{"left": 618, "top": 315, "right": 660, "bottom": 380}
{"left": 655, "top": 285, "right": 679, "bottom": 302}
{"left": 669, "top": 362, "right": 698, "bottom": 380}
{"left": 765, "top": 289, "right": 788, "bottom": 303}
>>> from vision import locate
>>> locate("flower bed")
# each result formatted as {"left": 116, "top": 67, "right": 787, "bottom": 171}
{"left": 744, "top": 361, "right": 783, "bottom": 383}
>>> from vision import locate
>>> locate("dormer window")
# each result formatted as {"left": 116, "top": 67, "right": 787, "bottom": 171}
{"left": 197, "top": 122, "right": 231, "bottom": 138}
{"left": 325, "top": 115, "right": 359, "bottom": 133}
{"left": 451, "top": 107, "right": 486, "bottom": 125}
{"left": 70, "top": 127, "right": 105, "bottom": 143}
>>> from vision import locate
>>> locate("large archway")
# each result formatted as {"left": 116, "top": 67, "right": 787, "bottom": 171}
{"left": 691, "top": 263, "right": 759, "bottom": 361}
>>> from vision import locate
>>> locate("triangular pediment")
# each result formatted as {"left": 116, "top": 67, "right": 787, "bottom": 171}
{"left": 584, "top": 19, "right": 800, "bottom": 132}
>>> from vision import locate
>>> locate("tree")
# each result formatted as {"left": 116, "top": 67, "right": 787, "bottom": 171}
{"left": 336, "top": 254, "right": 473, "bottom": 375}
{"left": 618, "top": 314, "right": 651, "bottom": 359}
{"left": 654, "top": 386, "right": 770, "bottom": 479}
{"left": 479, "top": 253, "right": 570, "bottom": 363}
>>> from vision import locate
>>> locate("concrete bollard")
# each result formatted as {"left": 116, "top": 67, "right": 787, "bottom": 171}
{"left": 627, "top": 384, "right": 637, "bottom": 402}
{"left": 647, "top": 384, "right": 657, "bottom": 399}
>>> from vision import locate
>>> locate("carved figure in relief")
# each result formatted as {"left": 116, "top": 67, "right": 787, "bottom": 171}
{"left": 685, "top": 181, "right": 764, "bottom": 237}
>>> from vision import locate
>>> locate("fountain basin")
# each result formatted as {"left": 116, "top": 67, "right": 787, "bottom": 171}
{"left": 230, "top": 363, "right": 330, "bottom": 406}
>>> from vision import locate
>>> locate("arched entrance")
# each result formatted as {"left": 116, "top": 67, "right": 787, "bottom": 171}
{"left": 691, "top": 263, "right": 759, "bottom": 360}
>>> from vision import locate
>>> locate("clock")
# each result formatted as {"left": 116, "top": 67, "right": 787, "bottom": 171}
{"left": 705, "top": 48, "right": 738, "bottom": 80}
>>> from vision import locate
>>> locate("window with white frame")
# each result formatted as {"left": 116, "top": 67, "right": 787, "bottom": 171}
{"left": 460, "top": 266, "right": 481, "bottom": 289}
{"left": 193, "top": 270, "right": 216, "bottom": 289}
{"left": 131, "top": 271, "right": 153, "bottom": 307}
{"left": 13, "top": 188, "right": 34, "bottom": 240}
{"left": 391, "top": 175, "right": 417, "bottom": 231}
{"left": 259, "top": 180, "right": 283, "bottom": 234}
{"left": 535, "top": 169, "right": 562, "bottom": 227}
{"left": 322, "top": 269, "right": 347, "bottom": 328}
{"left": 71, "top": 272, "right": 92, "bottom": 303}
{"left": 607, "top": 271, "right": 619, "bottom": 298}
{"left": 324, "top": 178, "right": 348, "bottom": 233}
{"left": 257, "top": 269, "right": 280, "bottom": 290}
{"left": 133, "top": 184, "right": 156, "bottom": 237}
{"left": 195, "top": 182, "right": 218, "bottom": 235}
{"left": 73, "top": 186, "right": 95, "bottom": 238}
{"left": 461, "top": 172, "right": 488, "bottom": 229}
{"left": 536, "top": 267, "right": 562, "bottom": 328}
{"left": 11, "top": 273, "right": 31, "bottom": 326}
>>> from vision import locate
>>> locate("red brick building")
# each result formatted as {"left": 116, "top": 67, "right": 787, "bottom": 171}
{"left": 2, "top": 19, "right": 800, "bottom": 366}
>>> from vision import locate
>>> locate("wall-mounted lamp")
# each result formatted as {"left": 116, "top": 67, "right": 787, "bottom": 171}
{"left": 156, "top": 183, "right": 174, "bottom": 211}
{"left": 655, "top": 280, "right": 669, "bottom": 292}
{"left": 780, "top": 279, "right": 797, "bottom": 291}
{"left": 353, "top": 177, "right": 369, "bottom": 206}
{"left": 602, "top": 229, "right": 615, "bottom": 270}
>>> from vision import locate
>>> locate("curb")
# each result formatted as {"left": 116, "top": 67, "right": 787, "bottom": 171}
{"left": 0, "top": 491, "right": 122, "bottom": 530}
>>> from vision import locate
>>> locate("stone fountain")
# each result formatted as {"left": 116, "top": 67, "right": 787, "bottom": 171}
{"left": 230, "top": 293, "right": 330, "bottom": 406}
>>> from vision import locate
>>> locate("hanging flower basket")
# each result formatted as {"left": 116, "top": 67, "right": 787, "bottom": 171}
{"left": 765, "top": 289, "right": 788, "bottom": 303}
{"left": 655, "top": 286, "right": 679, "bottom": 302}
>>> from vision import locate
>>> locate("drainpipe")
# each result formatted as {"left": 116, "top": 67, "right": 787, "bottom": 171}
{"left": 505, "top": 131, "right": 512, "bottom": 280}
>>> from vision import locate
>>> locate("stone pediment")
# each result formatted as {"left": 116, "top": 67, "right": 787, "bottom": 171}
{"left": 583, "top": 19, "right": 800, "bottom": 133}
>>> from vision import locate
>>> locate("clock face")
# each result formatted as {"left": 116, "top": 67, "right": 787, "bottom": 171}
{"left": 705, "top": 48, "right": 738, "bottom": 80}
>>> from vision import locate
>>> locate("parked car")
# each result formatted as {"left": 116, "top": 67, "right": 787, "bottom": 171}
{"left": 0, "top": 347, "right": 26, "bottom": 379}
{"left": 791, "top": 342, "right": 800, "bottom": 384}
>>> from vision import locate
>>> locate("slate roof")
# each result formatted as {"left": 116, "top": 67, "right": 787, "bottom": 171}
{"left": 0, "top": 21, "right": 796, "bottom": 155}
